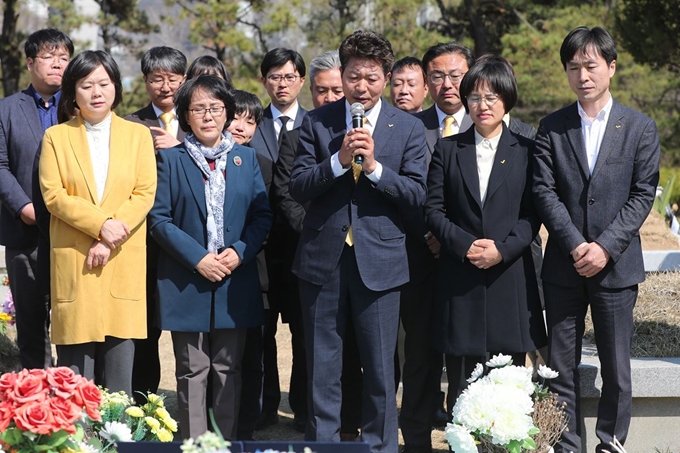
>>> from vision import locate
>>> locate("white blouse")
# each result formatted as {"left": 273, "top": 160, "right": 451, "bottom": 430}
{"left": 84, "top": 113, "right": 112, "bottom": 203}
{"left": 474, "top": 129, "right": 501, "bottom": 205}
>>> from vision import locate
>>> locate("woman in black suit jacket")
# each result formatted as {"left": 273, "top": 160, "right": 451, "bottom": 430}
{"left": 424, "top": 56, "right": 546, "bottom": 404}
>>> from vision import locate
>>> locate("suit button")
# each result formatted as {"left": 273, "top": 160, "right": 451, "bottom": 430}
{"left": 342, "top": 225, "right": 349, "bottom": 232}
{"left": 588, "top": 199, "right": 595, "bottom": 205}
{"left": 351, "top": 199, "right": 358, "bottom": 205}
{"left": 226, "top": 226, "right": 231, "bottom": 232}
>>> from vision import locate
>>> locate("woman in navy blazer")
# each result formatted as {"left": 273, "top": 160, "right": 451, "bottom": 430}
{"left": 424, "top": 56, "right": 546, "bottom": 408}
{"left": 147, "top": 75, "right": 272, "bottom": 440}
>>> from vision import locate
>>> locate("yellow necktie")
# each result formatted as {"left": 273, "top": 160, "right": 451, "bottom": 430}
{"left": 159, "top": 111, "right": 176, "bottom": 137}
{"left": 442, "top": 115, "right": 456, "bottom": 138}
{"left": 345, "top": 162, "right": 362, "bottom": 246}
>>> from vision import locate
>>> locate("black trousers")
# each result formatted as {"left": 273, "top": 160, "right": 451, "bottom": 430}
{"left": 544, "top": 281, "right": 636, "bottom": 453}
{"left": 6, "top": 246, "right": 51, "bottom": 369}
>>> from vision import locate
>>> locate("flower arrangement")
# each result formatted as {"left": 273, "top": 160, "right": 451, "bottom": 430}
{"left": 445, "top": 354, "right": 567, "bottom": 453}
{"left": 88, "top": 389, "right": 178, "bottom": 450}
{"left": 0, "top": 276, "right": 14, "bottom": 335}
{"left": 0, "top": 367, "right": 102, "bottom": 453}
{"left": 181, "top": 430, "right": 231, "bottom": 453}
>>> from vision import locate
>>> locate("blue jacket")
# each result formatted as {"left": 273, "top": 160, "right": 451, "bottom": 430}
{"left": 148, "top": 143, "right": 272, "bottom": 331}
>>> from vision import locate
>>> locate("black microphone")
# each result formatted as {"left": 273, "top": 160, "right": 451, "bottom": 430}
{"left": 350, "top": 102, "right": 365, "bottom": 164}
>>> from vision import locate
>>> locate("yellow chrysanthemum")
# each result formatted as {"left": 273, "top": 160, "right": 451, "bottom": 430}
{"left": 156, "top": 427, "right": 174, "bottom": 442}
{"left": 147, "top": 393, "right": 165, "bottom": 407}
{"left": 155, "top": 407, "right": 178, "bottom": 432}
{"left": 125, "top": 406, "right": 145, "bottom": 418}
{"left": 145, "top": 416, "right": 161, "bottom": 430}
{"left": 0, "top": 313, "right": 11, "bottom": 322}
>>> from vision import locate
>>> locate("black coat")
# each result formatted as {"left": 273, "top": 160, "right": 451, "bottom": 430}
{"left": 425, "top": 125, "right": 546, "bottom": 356}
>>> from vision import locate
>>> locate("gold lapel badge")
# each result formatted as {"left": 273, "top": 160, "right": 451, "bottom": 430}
{"left": 500, "top": 159, "right": 506, "bottom": 164}
{"left": 615, "top": 124, "right": 622, "bottom": 129}
{"left": 388, "top": 123, "right": 394, "bottom": 127}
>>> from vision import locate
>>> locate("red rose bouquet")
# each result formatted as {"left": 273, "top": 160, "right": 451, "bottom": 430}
{"left": 0, "top": 367, "right": 102, "bottom": 452}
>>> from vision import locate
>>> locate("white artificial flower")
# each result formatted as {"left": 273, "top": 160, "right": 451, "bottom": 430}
{"left": 537, "top": 364, "right": 560, "bottom": 380}
{"left": 100, "top": 421, "right": 133, "bottom": 443}
{"left": 452, "top": 378, "right": 497, "bottom": 432}
{"left": 488, "top": 366, "right": 535, "bottom": 395}
{"left": 486, "top": 353, "right": 513, "bottom": 368}
{"left": 467, "top": 363, "right": 484, "bottom": 383}
{"left": 444, "top": 423, "right": 478, "bottom": 453}
{"left": 77, "top": 442, "right": 101, "bottom": 453}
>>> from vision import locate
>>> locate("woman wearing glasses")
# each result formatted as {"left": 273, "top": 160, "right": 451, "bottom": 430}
{"left": 39, "top": 50, "right": 157, "bottom": 393}
{"left": 147, "top": 75, "right": 272, "bottom": 439}
{"left": 424, "top": 55, "right": 546, "bottom": 403}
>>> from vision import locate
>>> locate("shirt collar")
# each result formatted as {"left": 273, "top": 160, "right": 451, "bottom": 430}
{"left": 271, "top": 101, "right": 300, "bottom": 124}
{"left": 151, "top": 104, "right": 177, "bottom": 120}
{"left": 435, "top": 104, "right": 466, "bottom": 129}
{"left": 27, "top": 84, "right": 60, "bottom": 109}
{"left": 344, "top": 98, "right": 382, "bottom": 129}
{"left": 577, "top": 94, "right": 613, "bottom": 123}
{"left": 474, "top": 128, "right": 502, "bottom": 150}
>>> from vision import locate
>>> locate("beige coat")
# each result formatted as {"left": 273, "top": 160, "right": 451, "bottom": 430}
{"left": 39, "top": 113, "right": 157, "bottom": 345}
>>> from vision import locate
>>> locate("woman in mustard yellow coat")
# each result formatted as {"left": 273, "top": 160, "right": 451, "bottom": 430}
{"left": 39, "top": 50, "right": 156, "bottom": 394}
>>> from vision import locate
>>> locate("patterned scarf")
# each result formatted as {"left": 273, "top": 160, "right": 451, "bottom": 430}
{"left": 184, "top": 132, "right": 235, "bottom": 253}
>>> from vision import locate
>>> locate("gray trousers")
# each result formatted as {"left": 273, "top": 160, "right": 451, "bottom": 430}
{"left": 172, "top": 328, "right": 247, "bottom": 440}
{"left": 56, "top": 336, "right": 134, "bottom": 395}
{"left": 6, "top": 246, "right": 52, "bottom": 369}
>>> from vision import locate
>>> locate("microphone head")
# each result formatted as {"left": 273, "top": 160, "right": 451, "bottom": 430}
{"left": 350, "top": 102, "right": 365, "bottom": 116}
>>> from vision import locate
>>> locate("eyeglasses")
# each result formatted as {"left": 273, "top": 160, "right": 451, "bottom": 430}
{"left": 188, "top": 106, "right": 226, "bottom": 118}
{"left": 467, "top": 94, "right": 501, "bottom": 106}
{"left": 147, "top": 79, "right": 183, "bottom": 88}
{"left": 428, "top": 72, "right": 466, "bottom": 86}
{"left": 35, "top": 54, "right": 70, "bottom": 65}
{"left": 267, "top": 74, "right": 300, "bottom": 84}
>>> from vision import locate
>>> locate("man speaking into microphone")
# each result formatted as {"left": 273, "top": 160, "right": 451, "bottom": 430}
{"left": 290, "top": 30, "right": 428, "bottom": 453}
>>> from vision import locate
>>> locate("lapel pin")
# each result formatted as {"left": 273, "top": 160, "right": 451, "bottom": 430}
{"left": 615, "top": 124, "right": 621, "bottom": 129}
{"left": 500, "top": 159, "right": 506, "bottom": 164}
{"left": 233, "top": 156, "right": 242, "bottom": 166}
{"left": 388, "top": 123, "right": 394, "bottom": 127}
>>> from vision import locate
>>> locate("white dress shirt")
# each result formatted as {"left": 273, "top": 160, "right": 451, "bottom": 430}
{"left": 577, "top": 94, "right": 613, "bottom": 174}
{"left": 330, "top": 99, "right": 383, "bottom": 183}
{"left": 474, "top": 128, "right": 501, "bottom": 205}
{"left": 85, "top": 113, "right": 112, "bottom": 203}
{"left": 271, "top": 102, "right": 300, "bottom": 139}
{"left": 435, "top": 104, "right": 467, "bottom": 137}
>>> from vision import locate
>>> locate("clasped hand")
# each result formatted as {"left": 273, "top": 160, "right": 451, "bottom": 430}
{"left": 571, "top": 242, "right": 610, "bottom": 278}
{"left": 339, "top": 128, "right": 376, "bottom": 174}
{"left": 195, "top": 248, "right": 242, "bottom": 282}
{"left": 466, "top": 238, "right": 502, "bottom": 269}
{"left": 86, "top": 240, "right": 111, "bottom": 270}
{"left": 99, "top": 219, "right": 130, "bottom": 249}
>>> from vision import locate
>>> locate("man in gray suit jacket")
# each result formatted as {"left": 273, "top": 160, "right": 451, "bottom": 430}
{"left": 0, "top": 29, "right": 73, "bottom": 369}
{"left": 290, "top": 31, "right": 427, "bottom": 453}
{"left": 533, "top": 26, "right": 660, "bottom": 453}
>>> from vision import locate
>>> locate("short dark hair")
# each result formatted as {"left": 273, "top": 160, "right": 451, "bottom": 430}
{"left": 390, "top": 56, "right": 426, "bottom": 84}
{"left": 25, "top": 29, "right": 74, "bottom": 59}
{"left": 421, "top": 42, "right": 474, "bottom": 74}
{"left": 187, "top": 55, "right": 234, "bottom": 90}
{"left": 260, "top": 48, "right": 306, "bottom": 78}
{"left": 459, "top": 54, "right": 517, "bottom": 114}
{"left": 232, "top": 90, "right": 264, "bottom": 125}
{"left": 59, "top": 50, "right": 123, "bottom": 119}
{"left": 141, "top": 46, "right": 187, "bottom": 76}
{"left": 560, "top": 26, "right": 617, "bottom": 70}
{"left": 174, "top": 75, "right": 236, "bottom": 134}
{"left": 339, "top": 30, "right": 394, "bottom": 76}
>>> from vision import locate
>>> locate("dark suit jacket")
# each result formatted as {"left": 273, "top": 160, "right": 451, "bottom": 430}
{"left": 249, "top": 104, "right": 307, "bottom": 168}
{"left": 289, "top": 98, "right": 428, "bottom": 292}
{"left": 272, "top": 129, "right": 305, "bottom": 234}
{"left": 124, "top": 103, "right": 187, "bottom": 144}
{"left": 148, "top": 143, "right": 272, "bottom": 331}
{"left": 533, "top": 100, "right": 660, "bottom": 289}
{"left": 425, "top": 125, "right": 545, "bottom": 355}
{"left": 0, "top": 89, "right": 43, "bottom": 248}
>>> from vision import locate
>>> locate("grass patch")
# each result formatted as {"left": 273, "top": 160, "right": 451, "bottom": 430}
{"left": 585, "top": 272, "right": 680, "bottom": 357}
